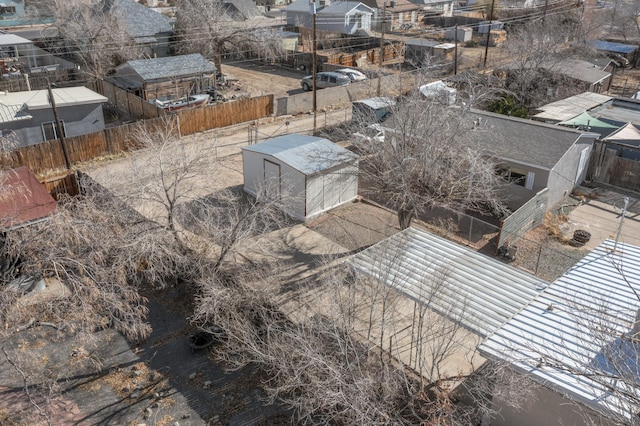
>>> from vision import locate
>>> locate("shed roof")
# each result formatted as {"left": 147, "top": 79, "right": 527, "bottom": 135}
{"left": 348, "top": 227, "right": 548, "bottom": 338}
{"left": 480, "top": 240, "right": 640, "bottom": 421}
{"left": 0, "top": 167, "right": 57, "bottom": 230}
{"left": 0, "top": 87, "right": 107, "bottom": 114}
{"left": 353, "top": 96, "right": 396, "bottom": 109}
{"left": 588, "top": 98, "right": 640, "bottom": 127}
{"left": 469, "top": 110, "right": 594, "bottom": 169}
{"left": 243, "top": 134, "right": 358, "bottom": 176}
{"left": 0, "top": 32, "right": 33, "bottom": 46}
{"left": 284, "top": 0, "right": 312, "bottom": 12}
{"left": 594, "top": 40, "right": 639, "bottom": 55}
{"left": 108, "top": 0, "right": 173, "bottom": 38}
{"left": 555, "top": 59, "right": 611, "bottom": 85}
{"left": 124, "top": 54, "right": 216, "bottom": 81}
{"left": 533, "top": 92, "right": 612, "bottom": 122}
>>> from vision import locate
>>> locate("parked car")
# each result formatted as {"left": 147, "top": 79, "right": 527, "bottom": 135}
{"left": 301, "top": 72, "right": 351, "bottom": 91}
{"left": 335, "top": 68, "right": 368, "bottom": 82}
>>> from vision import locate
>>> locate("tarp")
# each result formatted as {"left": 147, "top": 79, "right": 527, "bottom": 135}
{"left": 594, "top": 40, "right": 639, "bottom": 54}
{"left": 558, "top": 112, "right": 618, "bottom": 129}
{"left": 604, "top": 122, "right": 640, "bottom": 141}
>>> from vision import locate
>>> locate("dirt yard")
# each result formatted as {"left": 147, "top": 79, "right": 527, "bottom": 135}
{"left": 220, "top": 62, "right": 308, "bottom": 99}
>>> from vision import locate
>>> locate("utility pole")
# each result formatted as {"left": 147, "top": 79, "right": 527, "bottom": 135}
{"left": 543, "top": 0, "right": 548, "bottom": 21}
{"left": 454, "top": 24, "right": 458, "bottom": 75}
{"left": 47, "top": 82, "right": 70, "bottom": 170}
{"left": 483, "top": 0, "right": 495, "bottom": 68}
{"left": 377, "top": 1, "right": 386, "bottom": 97}
{"left": 311, "top": 0, "right": 318, "bottom": 135}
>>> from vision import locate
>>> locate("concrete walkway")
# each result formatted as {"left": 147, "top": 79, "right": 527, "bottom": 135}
{"left": 566, "top": 189, "right": 640, "bottom": 250}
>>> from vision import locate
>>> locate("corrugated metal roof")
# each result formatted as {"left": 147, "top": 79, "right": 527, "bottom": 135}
{"left": 243, "top": 134, "right": 358, "bottom": 176}
{"left": 126, "top": 54, "right": 216, "bottom": 81}
{"left": 348, "top": 227, "right": 548, "bottom": 338}
{"left": 533, "top": 92, "right": 612, "bottom": 122}
{"left": 0, "top": 87, "right": 107, "bottom": 111}
{"left": 594, "top": 40, "right": 639, "bottom": 55}
{"left": 480, "top": 240, "right": 640, "bottom": 420}
{"left": 0, "top": 33, "right": 33, "bottom": 46}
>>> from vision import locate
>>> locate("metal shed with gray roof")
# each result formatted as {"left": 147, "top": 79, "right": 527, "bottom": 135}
{"left": 242, "top": 134, "right": 359, "bottom": 220}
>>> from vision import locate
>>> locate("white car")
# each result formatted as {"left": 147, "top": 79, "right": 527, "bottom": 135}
{"left": 335, "top": 68, "right": 368, "bottom": 82}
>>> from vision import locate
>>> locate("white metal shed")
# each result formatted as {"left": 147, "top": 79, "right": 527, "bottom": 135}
{"left": 242, "top": 134, "right": 359, "bottom": 221}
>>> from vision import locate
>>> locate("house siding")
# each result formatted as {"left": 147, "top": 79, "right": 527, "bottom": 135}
{"left": 498, "top": 161, "right": 549, "bottom": 211}
{"left": 7, "top": 104, "right": 106, "bottom": 147}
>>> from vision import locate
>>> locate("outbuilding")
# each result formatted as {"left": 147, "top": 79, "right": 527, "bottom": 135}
{"left": 242, "top": 134, "right": 359, "bottom": 221}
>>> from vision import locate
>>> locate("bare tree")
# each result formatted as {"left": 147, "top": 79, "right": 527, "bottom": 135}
{"left": 352, "top": 95, "right": 508, "bottom": 229}
{"left": 41, "top": 0, "right": 139, "bottom": 77}
{"left": 174, "top": 0, "right": 283, "bottom": 76}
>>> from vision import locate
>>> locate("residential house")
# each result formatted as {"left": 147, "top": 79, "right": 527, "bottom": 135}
{"left": 0, "top": 87, "right": 107, "bottom": 147}
{"left": 480, "top": 239, "right": 640, "bottom": 426}
{"left": 242, "top": 134, "right": 359, "bottom": 221}
{"left": 0, "top": 167, "right": 57, "bottom": 230}
{"left": 0, "top": 1, "right": 53, "bottom": 27}
{"left": 223, "top": 0, "right": 262, "bottom": 18}
{"left": 0, "top": 32, "right": 37, "bottom": 72}
{"left": 285, "top": 0, "right": 374, "bottom": 35}
{"left": 105, "top": 0, "right": 174, "bottom": 58}
{"left": 106, "top": 54, "right": 217, "bottom": 101}
{"left": 468, "top": 110, "right": 598, "bottom": 210}
{"left": 358, "top": 0, "right": 423, "bottom": 32}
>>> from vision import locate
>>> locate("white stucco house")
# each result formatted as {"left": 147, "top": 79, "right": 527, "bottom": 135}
{"left": 242, "top": 134, "right": 359, "bottom": 221}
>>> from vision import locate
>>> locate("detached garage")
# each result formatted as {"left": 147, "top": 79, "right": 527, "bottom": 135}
{"left": 242, "top": 134, "right": 359, "bottom": 221}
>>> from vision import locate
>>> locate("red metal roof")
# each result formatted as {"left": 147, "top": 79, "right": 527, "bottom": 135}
{"left": 0, "top": 167, "right": 57, "bottom": 230}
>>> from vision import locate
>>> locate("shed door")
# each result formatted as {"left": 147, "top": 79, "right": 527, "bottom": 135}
{"left": 264, "top": 159, "right": 281, "bottom": 199}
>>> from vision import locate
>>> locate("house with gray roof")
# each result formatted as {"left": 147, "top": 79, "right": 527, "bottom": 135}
{"left": 0, "top": 86, "right": 107, "bottom": 147}
{"left": 470, "top": 110, "right": 599, "bottom": 210}
{"left": 285, "top": 0, "right": 374, "bottom": 34}
{"left": 106, "top": 0, "right": 174, "bottom": 57}
{"left": 242, "top": 134, "right": 359, "bottom": 220}
{"left": 107, "top": 54, "right": 217, "bottom": 101}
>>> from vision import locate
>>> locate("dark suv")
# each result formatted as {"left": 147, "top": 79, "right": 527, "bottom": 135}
{"left": 301, "top": 72, "right": 351, "bottom": 91}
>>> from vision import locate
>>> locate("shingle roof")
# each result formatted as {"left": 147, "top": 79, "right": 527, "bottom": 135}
{"left": 125, "top": 54, "right": 216, "bottom": 81}
{"left": 319, "top": 1, "right": 373, "bottom": 14}
{"left": 469, "top": 110, "right": 594, "bottom": 169}
{"left": 480, "top": 240, "right": 640, "bottom": 421}
{"left": 0, "top": 167, "right": 57, "bottom": 230}
{"left": 109, "top": 0, "right": 173, "bottom": 38}
{"left": 242, "top": 134, "right": 358, "bottom": 176}
{"left": 348, "top": 227, "right": 549, "bottom": 337}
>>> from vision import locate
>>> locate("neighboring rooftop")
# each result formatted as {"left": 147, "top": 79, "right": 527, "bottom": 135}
{"left": 554, "top": 58, "right": 611, "bottom": 85}
{"left": 123, "top": 54, "right": 216, "bottom": 81}
{"left": 318, "top": 1, "right": 374, "bottom": 14}
{"left": 532, "top": 92, "right": 612, "bottom": 122}
{"left": 0, "top": 167, "right": 57, "bottom": 230}
{"left": 107, "top": 0, "right": 173, "bottom": 39}
{"left": 0, "top": 32, "right": 33, "bottom": 46}
{"left": 480, "top": 239, "right": 640, "bottom": 422}
{"left": 470, "top": 110, "right": 595, "bottom": 169}
{"left": 588, "top": 98, "right": 640, "bottom": 127}
{"left": 0, "top": 87, "right": 107, "bottom": 112}
{"left": 348, "top": 227, "right": 549, "bottom": 338}
{"left": 242, "top": 134, "right": 358, "bottom": 176}
{"left": 594, "top": 40, "right": 639, "bottom": 55}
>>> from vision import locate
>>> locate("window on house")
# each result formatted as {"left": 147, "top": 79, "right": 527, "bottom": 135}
{"left": 0, "top": 6, "right": 16, "bottom": 14}
{"left": 42, "top": 121, "right": 66, "bottom": 140}
{"left": 497, "top": 166, "right": 529, "bottom": 187}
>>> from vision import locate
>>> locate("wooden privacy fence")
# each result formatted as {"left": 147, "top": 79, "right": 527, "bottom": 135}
{"left": 87, "top": 79, "right": 165, "bottom": 120}
{"left": 177, "top": 95, "right": 274, "bottom": 136}
{"left": 3, "top": 117, "right": 171, "bottom": 176}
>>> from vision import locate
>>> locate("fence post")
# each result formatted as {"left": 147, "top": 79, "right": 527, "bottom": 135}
{"left": 535, "top": 244, "right": 543, "bottom": 276}
{"left": 468, "top": 217, "right": 473, "bottom": 246}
